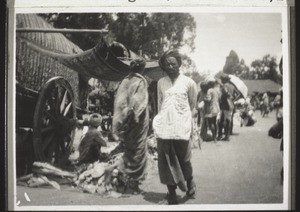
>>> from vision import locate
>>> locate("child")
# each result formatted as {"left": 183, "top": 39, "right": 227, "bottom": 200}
{"left": 77, "top": 113, "right": 107, "bottom": 164}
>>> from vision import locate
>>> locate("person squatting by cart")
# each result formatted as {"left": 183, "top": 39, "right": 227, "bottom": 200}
{"left": 77, "top": 113, "right": 108, "bottom": 164}
{"left": 153, "top": 50, "right": 197, "bottom": 204}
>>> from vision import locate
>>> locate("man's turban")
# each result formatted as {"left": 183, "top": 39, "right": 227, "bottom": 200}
{"left": 130, "top": 57, "right": 146, "bottom": 73}
{"left": 89, "top": 113, "right": 102, "bottom": 127}
{"left": 158, "top": 49, "right": 182, "bottom": 70}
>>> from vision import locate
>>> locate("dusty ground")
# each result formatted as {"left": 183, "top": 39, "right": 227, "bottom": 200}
{"left": 16, "top": 110, "right": 283, "bottom": 208}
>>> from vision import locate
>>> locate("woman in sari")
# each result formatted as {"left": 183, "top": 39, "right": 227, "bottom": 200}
{"left": 104, "top": 58, "right": 149, "bottom": 187}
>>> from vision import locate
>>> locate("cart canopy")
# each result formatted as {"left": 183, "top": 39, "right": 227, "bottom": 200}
{"left": 18, "top": 36, "right": 165, "bottom": 82}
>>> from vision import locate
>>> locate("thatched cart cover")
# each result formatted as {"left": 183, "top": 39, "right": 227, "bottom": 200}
{"left": 16, "top": 14, "right": 85, "bottom": 105}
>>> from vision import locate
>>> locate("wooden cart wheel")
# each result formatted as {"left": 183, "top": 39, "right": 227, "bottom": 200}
{"left": 33, "top": 77, "right": 77, "bottom": 166}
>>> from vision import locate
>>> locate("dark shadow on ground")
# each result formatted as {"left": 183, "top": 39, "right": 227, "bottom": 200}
{"left": 230, "top": 132, "right": 240, "bottom": 136}
{"left": 141, "top": 191, "right": 166, "bottom": 203}
{"left": 178, "top": 195, "right": 194, "bottom": 204}
{"left": 141, "top": 191, "right": 192, "bottom": 204}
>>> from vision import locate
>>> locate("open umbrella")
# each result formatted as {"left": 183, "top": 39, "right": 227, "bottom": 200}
{"left": 228, "top": 74, "right": 248, "bottom": 99}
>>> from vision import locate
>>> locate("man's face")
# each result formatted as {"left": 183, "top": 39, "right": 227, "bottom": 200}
{"left": 164, "top": 57, "right": 180, "bottom": 80}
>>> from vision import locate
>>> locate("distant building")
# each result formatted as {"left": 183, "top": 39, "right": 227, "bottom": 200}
{"left": 242, "top": 79, "right": 281, "bottom": 97}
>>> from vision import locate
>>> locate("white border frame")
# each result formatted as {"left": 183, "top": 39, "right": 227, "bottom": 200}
{"left": 7, "top": 1, "right": 292, "bottom": 211}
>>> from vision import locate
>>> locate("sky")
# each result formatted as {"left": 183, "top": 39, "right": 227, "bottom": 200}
{"left": 183, "top": 13, "right": 282, "bottom": 75}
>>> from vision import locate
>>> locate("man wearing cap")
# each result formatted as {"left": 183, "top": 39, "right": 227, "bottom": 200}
{"left": 78, "top": 113, "right": 107, "bottom": 164}
{"left": 104, "top": 57, "right": 149, "bottom": 187}
{"left": 153, "top": 50, "right": 197, "bottom": 204}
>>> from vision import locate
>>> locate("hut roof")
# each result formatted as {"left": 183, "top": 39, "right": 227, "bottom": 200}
{"left": 242, "top": 79, "right": 281, "bottom": 94}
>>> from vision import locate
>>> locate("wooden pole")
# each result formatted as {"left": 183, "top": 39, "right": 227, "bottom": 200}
{"left": 16, "top": 28, "right": 109, "bottom": 34}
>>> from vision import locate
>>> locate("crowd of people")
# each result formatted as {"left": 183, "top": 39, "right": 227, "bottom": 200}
{"left": 76, "top": 49, "right": 283, "bottom": 205}
{"left": 196, "top": 73, "right": 241, "bottom": 143}
{"left": 249, "top": 90, "right": 282, "bottom": 118}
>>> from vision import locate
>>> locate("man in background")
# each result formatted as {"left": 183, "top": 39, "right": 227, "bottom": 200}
{"left": 217, "top": 74, "right": 235, "bottom": 141}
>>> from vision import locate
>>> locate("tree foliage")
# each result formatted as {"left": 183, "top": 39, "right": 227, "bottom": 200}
{"left": 38, "top": 13, "right": 198, "bottom": 113}
{"left": 222, "top": 50, "right": 250, "bottom": 79}
{"left": 184, "top": 70, "right": 205, "bottom": 85}
{"left": 39, "top": 13, "right": 196, "bottom": 60}
{"left": 221, "top": 50, "right": 281, "bottom": 84}
{"left": 249, "top": 54, "right": 281, "bottom": 83}
{"left": 39, "top": 13, "right": 114, "bottom": 50}
{"left": 109, "top": 13, "right": 196, "bottom": 59}
{"left": 181, "top": 54, "right": 205, "bottom": 84}
{"left": 223, "top": 50, "right": 240, "bottom": 75}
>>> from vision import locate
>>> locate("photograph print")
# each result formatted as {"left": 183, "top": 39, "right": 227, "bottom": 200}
{"left": 7, "top": 3, "right": 292, "bottom": 211}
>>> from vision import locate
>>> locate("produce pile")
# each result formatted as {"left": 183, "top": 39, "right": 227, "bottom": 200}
{"left": 73, "top": 159, "right": 138, "bottom": 198}
{"left": 17, "top": 133, "right": 160, "bottom": 198}
{"left": 146, "top": 134, "right": 158, "bottom": 161}
{"left": 17, "top": 162, "right": 76, "bottom": 190}
{"left": 73, "top": 135, "right": 159, "bottom": 197}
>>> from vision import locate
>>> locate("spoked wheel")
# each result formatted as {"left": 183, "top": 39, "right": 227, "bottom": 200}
{"left": 33, "top": 77, "right": 77, "bottom": 166}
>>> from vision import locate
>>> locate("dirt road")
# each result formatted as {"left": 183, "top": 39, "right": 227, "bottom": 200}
{"left": 16, "top": 110, "right": 283, "bottom": 208}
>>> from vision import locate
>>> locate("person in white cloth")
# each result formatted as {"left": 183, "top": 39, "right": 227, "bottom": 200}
{"left": 153, "top": 50, "right": 197, "bottom": 204}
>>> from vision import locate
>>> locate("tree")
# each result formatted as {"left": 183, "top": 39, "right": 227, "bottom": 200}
{"left": 39, "top": 13, "right": 114, "bottom": 50}
{"left": 184, "top": 70, "right": 205, "bottom": 85}
{"left": 110, "top": 13, "right": 196, "bottom": 59}
{"left": 250, "top": 54, "right": 281, "bottom": 83}
{"left": 223, "top": 50, "right": 240, "bottom": 75}
{"left": 40, "top": 13, "right": 198, "bottom": 113}
{"left": 262, "top": 54, "right": 278, "bottom": 81}
{"left": 237, "top": 58, "right": 250, "bottom": 79}
{"left": 41, "top": 13, "right": 196, "bottom": 60}
{"left": 109, "top": 13, "right": 145, "bottom": 53}
{"left": 180, "top": 54, "right": 206, "bottom": 84}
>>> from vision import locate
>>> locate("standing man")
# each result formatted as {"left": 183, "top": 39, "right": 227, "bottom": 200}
{"left": 204, "top": 80, "right": 220, "bottom": 142}
{"left": 262, "top": 90, "right": 270, "bottom": 117}
{"left": 198, "top": 81, "right": 209, "bottom": 141}
{"left": 153, "top": 50, "right": 197, "bottom": 204}
{"left": 216, "top": 74, "right": 235, "bottom": 141}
